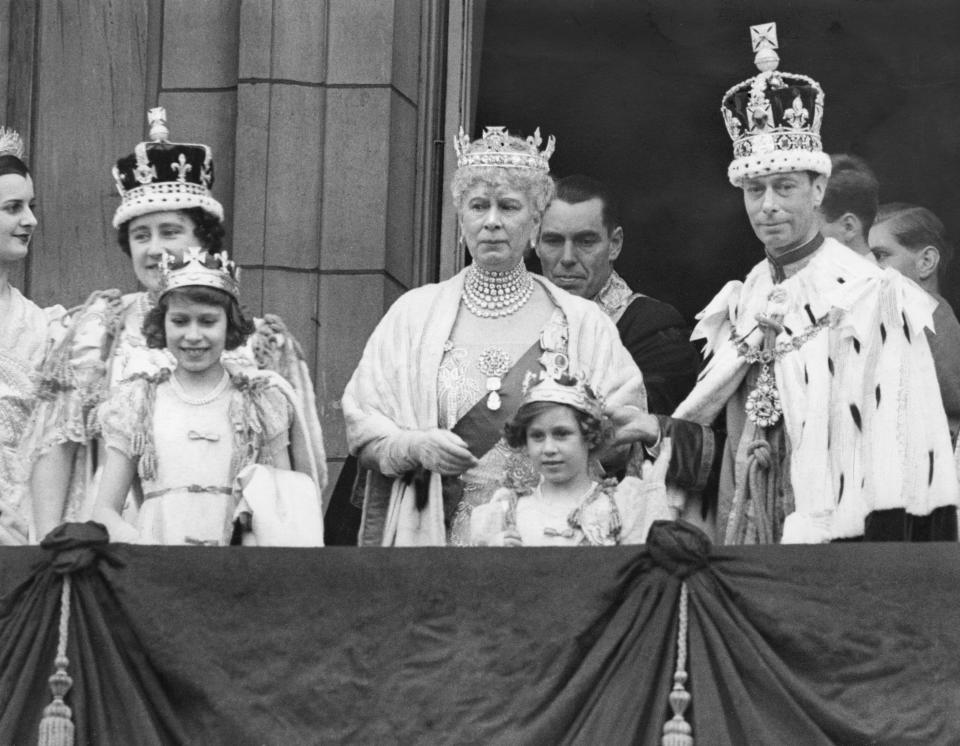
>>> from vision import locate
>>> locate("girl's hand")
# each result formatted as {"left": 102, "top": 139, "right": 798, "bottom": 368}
{"left": 501, "top": 528, "right": 523, "bottom": 547}
{"left": 0, "top": 498, "right": 29, "bottom": 545}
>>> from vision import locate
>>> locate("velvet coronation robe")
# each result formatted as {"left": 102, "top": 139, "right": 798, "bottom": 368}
{"left": 342, "top": 269, "right": 645, "bottom": 546}
{"left": 674, "top": 237, "right": 958, "bottom": 543}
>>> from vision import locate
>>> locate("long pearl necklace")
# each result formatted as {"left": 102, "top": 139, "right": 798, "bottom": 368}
{"left": 169, "top": 369, "right": 231, "bottom": 406}
{"left": 462, "top": 262, "right": 534, "bottom": 318}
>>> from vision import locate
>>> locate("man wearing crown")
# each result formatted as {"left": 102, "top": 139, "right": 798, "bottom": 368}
{"left": 669, "top": 24, "right": 958, "bottom": 543}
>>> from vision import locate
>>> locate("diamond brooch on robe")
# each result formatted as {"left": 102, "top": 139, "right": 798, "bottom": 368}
{"left": 477, "top": 346, "right": 511, "bottom": 410}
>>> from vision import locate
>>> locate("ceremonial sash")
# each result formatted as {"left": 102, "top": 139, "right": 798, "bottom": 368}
{"left": 451, "top": 339, "right": 544, "bottom": 459}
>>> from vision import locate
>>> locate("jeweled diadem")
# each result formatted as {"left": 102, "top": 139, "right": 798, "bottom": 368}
{"left": 454, "top": 126, "right": 555, "bottom": 172}
{"left": 721, "top": 23, "right": 831, "bottom": 186}
{"left": 521, "top": 362, "right": 603, "bottom": 421}
{"left": 0, "top": 127, "right": 24, "bottom": 160}
{"left": 159, "top": 247, "right": 240, "bottom": 300}
{"left": 112, "top": 107, "right": 223, "bottom": 228}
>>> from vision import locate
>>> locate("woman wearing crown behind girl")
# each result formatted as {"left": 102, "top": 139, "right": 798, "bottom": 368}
{"left": 469, "top": 368, "right": 673, "bottom": 547}
{"left": 91, "top": 249, "right": 319, "bottom": 545}
{"left": 24, "top": 109, "right": 326, "bottom": 541}
{"left": 0, "top": 127, "right": 66, "bottom": 545}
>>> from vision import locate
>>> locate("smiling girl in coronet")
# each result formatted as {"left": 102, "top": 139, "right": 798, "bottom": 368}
{"left": 91, "top": 249, "right": 320, "bottom": 545}
{"left": 25, "top": 108, "right": 326, "bottom": 542}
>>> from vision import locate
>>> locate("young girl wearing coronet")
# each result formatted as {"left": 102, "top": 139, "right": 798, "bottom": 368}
{"left": 92, "top": 249, "right": 321, "bottom": 545}
{"left": 469, "top": 364, "right": 672, "bottom": 547}
{"left": 26, "top": 108, "right": 326, "bottom": 541}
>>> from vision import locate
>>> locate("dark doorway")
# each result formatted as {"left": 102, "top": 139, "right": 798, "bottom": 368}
{"left": 475, "top": 1, "right": 960, "bottom": 319}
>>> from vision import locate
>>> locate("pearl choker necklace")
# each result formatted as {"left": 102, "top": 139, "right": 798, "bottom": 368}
{"left": 462, "top": 262, "right": 534, "bottom": 318}
{"left": 169, "top": 369, "right": 231, "bottom": 406}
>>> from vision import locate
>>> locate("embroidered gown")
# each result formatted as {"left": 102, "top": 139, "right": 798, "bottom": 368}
{"left": 468, "top": 475, "right": 672, "bottom": 547}
{"left": 0, "top": 287, "right": 64, "bottom": 518}
{"left": 98, "top": 370, "right": 292, "bottom": 545}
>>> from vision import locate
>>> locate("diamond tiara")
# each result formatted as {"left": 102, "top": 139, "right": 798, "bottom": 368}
{"left": 454, "top": 126, "right": 555, "bottom": 172}
{"left": 0, "top": 127, "right": 24, "bottom": 160}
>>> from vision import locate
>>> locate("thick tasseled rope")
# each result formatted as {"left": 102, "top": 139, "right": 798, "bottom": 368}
{"left": 38, "top": 575, "right": 75, "bottom": 746}
{"left": 662, "top": 582, "right": 693, "bottom": 746}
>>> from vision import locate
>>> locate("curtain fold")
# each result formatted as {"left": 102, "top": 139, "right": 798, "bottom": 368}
{"left": 0, "top": 524, "right": 186, "bottom": 745}
{"left": 2, "top": 522, "right": 960, "bottom": 744}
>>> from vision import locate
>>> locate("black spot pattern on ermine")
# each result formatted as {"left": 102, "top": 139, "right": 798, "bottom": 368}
{"left": 837, "top": 277, "right": 846, "bottom": 284}
{"left": 852, "top": 338, "right": 860, "bottom": 354}
{"left": 875, "top": 384, "right": 881, "bottom": 407}
{"left": 902, "top": 312, "right": 911, "bottom": 343}
{"left": 849, "top": 404, "right": 862, "bottom": 431}
{"left": 929, "top": 451, "right": 935, "bottom": 486}
{"left": 828, "top": 357, "right": 834, "bottom": 376}
{"left": 804, "top": 304, "right": 817, "bottom": 325}
{"left": 880, "top": 323, "right": 886, "bottom": 343}
{"left": 838, "top": 473, "right": 845, "bottom": 501}
{"left": 804, "top": 365, "right": 809, "bottom": 384}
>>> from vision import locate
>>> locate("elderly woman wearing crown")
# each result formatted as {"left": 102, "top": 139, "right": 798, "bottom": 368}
{"left": 25, "top": 109, "right": 326, "bottom": 541}
{"left": 0, "top": 128, "right": 66, "bottom": 544}
{"left": 342, "top": 126, "right": 653, "bottom": 546}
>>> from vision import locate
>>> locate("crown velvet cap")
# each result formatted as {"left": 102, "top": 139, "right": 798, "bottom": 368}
{"left": 112, "top": 108, "right": 224, "bottom": 228}
{"left": 721, "top": 23, "right": 832, "bottom": 187}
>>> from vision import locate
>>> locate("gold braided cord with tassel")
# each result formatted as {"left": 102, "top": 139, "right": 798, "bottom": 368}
{"left": 662, "top": 581, "right": 693, "bottom": 746}
{"left": 38, "top": 574, "right": 74, "bottom": 746}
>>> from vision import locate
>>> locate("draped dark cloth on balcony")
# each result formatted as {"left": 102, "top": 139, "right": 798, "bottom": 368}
{"left": 1, "top": 521, "right": 959, "bottom": 745}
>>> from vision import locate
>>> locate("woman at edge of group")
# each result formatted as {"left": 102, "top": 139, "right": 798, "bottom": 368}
{"left": 25, "top": 108, "right": 326, "bottom": 542}
{"left": 0, "top": 127, "right": 66, "bottom": 544}
{"left": 342, "top": 126, "right": 655, "bottom": 547}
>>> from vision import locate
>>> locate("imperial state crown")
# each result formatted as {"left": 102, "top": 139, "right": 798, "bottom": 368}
{"left": 721, "top": 23, "right": 831, "bottom": 187}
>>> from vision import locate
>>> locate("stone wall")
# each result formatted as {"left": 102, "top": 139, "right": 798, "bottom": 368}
{"left": 7, "top": 0, "right": 444, "bottom": 500}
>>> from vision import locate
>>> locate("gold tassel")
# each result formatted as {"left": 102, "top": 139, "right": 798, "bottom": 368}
{"left": 662, "top": 582, "right": 693, "bottom": 746}
{"left": 38, "top": 576, "right": 74, "bottom": 746}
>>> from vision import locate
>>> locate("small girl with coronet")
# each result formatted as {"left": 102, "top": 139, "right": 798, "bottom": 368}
{"left": 92, "top": 249, "right": 323, "bottom": 546}
{"left": 469, "top": 365, "right": 672, "bottom": 547}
